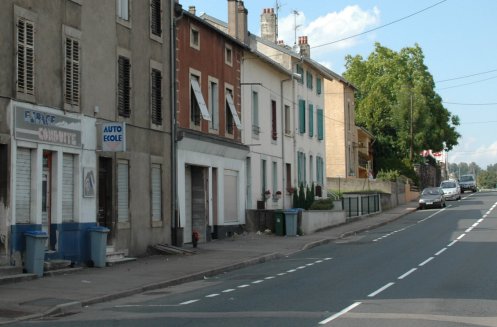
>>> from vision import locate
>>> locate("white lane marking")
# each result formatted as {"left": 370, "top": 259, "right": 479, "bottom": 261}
{"left": 238, "top": 284, "right": 250, "bottom": 288}
{"left": 435, "top": 248, "right": 447, "bottom": 256}
{"left": 483, "top": 214, "right": 488, "bottom": 218}
{"left": 457, "top": 233, "right": 466, "bottom": 240}
{"left": 448, "top": 240, "right": 457, "bottom": 247}
{"left": 265, "top": 276, "right": 275, "bottom": 280}
{"left": 472, "top": 223, "right": 479, "bottom": 227}
{"left": 478, "top": 218, "right": 484, "bottom": 223}
{"left": 419, "top": 257, "right": 434, "bottom": 266}
{"left": 287, "top": 269, "right": 296, "bottom": 273}
{"left": 368, "top": 282, "right": 395, "bottom": 297}
{"left": 319, "top": 302, "right": 362, "bottom": 325}
{"left": 277, "top": 273, "right": 286, "bottom": 276}
{"left": 306, "top": 263, "right": 314, "bottom": 266}
{"left": 398, "top": 268, "right": 417, "bottom": 280}
{"left": 252, "top": 280, "right": 264, "bottom": 284}
{"left": 222, "top": 289, "right": 235, "bottom": 293}
{"left": 324, "top": 257, "right": 333, "bottom": 261}
{"left": 465, "top": 227, "right": 473, "bottom": 233}
{"left": 180, "top": 299, "right": 199, "bottom": 305}
{"left": 205, "top": 293, "right": 219, "bottom": 298}
{"left": 315, "top": 260, "right": 323, "bottom": 263}
{"left": 297, "top": 266, "right": 306, "bottom": 270}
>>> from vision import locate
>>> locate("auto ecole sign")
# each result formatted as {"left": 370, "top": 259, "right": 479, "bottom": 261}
{"left": 102, "top": 122, "right": 126, "bottom": 152}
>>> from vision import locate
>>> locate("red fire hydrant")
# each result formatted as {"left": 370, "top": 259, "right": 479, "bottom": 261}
{"left": 192, "top": 231, "right": 200, "bottom": 248}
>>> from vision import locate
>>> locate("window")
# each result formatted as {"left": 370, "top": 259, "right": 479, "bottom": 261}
{"left": 299, "top": 99, "right": 306, "bottom": 134}
{"left": 0, "top": 145, "right": 7, "bottom": 204}
{"left": 316, "top": 156, "right": 324, "bottom": 185}
{"left": 306, "top": 71, "right": 313, "bottom": 90}
{"left": 151, "top": 164, "right": 162, "bottom": 222}
{"left": 118, "top": 55, "right": 131, "bottom": 118}
{"left": 190, "top": 25, "right": 200, "bottom": 49}
{"left": 308, "top": 104, "right": 314, "bottom": 137}
{"left": 284, "top": 105, "right": 291, "bottom": 135}
{"left": 286, "top": 163, "right": 292, "bottom": 191}
{"left": 209, "top": 79, "right": 219, "bottom": 131}
{"left": 62, "top": 154, "right": 74, "bottom": 222}
{"left": 261, "top": 159, "right": 267, "bottom": 195}
{"left": 225, "top": 90, "right": 242, "bottom": 134}
{"left": 296, "top": 64, "right": 304, "bottom": 84}
{"left": 117, "top": 159, "right": 129, "bottom": 222}
{"left": 252, "top": 91, "right": 260, "bottom": 136}
{"left": 309, "top": 155, "right": 314, "bottom": 183}
{"left": 150, "top": 0, "right": 161, "bottom": 37}
{"left": 151, "top": 68, "right": 162, "bottom": 125}
{"left": 190, "top": 75, "right": 211, "bottom": 126}
{"left": 271, "top": 100, "right": 277, "bottom": 141}
{"left": 297, "top": 151, "right": 306, "bottom": 186}
{"left": 16, "top": 17, "right": 35, "bottom": 97}
{"left": 117, "top": 0, "right": 129, "bottom": 21}
{"left": 64, "top": 32, "right": 80, "bottom": 109}
{"left": 317, "top": 108, "right": 324, "bottom": 140}
{"left": 316, "top": 77, "right": 322, "bottom": 95}
{"left": 225, "top": 44, "right": 233, "bottom": 66}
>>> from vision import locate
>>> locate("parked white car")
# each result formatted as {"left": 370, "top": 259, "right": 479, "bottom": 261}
{"left": 440, "top": 180, "right": 461, "bottom": 201}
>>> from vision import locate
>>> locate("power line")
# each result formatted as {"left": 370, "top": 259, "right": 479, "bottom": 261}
{"left": 443, "top": 101, "right": 497, "bottom": 106}
{"left": 311, "top": 0, "right": 449, "bottom": 50}
{"left": 437, "top": 75, "right": 497, "bottom": 90}
{"left": 436, "top": 68, "right": 497, "bottom": 83}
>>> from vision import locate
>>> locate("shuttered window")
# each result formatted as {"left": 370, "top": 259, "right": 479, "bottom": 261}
{"left": 16, "top": 148, "right": 31, "bottom": 223}
{"left": 316, "top": 156, "right": 324, "bottom": 186}
{"left": 271, "top": 100, "right": 277, "bottom": 141}
{"left": 64, "top": 37, "right": 80, "bottom": 107}
{"left": 297, "top": 151, "right": 306, "bottom": 186}
{"left": 299, "top": 99, "right": 306, "bottom": 134}
{"left": 62, "top": 154, "right": 74, "bottom": 222}
{"left": 296, "top": 64, "right": 304, "bottom": 84}
{"left": 151, "top": 68, "right": 162, "bottom": 125}
{"left": 151, "top": 164, "right": 161, "bottom": 221}
{"left": 16, "top": 18, "right": 35, "bottom": 96}
{"left": 308, "top": 104, "right": 314, "bottom": 137}
{"left": 118, "top": 56, "right": 131, "bottom": 118}
{"left": 117, "top": 0, "right": 129, "bottom": 21}
{"left": 306, "top": 71, "right": 313, "bottom": 90}
{"left": 117, "top": 160, "right": 129, "bottom": 222}
{"left": 150, "top": 0, "right": 161, "bottom": 37}
{"left": 316, "top": 77, "right": 322, "bottom": 95}
{"left": 317, "top": 108, "right": 324, "bottom": 140}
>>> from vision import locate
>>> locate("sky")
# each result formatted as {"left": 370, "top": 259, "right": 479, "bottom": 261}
{"left": 182, "top": 0, "right": 497, "bottom": 170}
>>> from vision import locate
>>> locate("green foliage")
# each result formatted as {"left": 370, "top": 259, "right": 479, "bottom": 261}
{"left": 292, "top": 183, "right": 317, "bottom": 210}
{"left": 343, "top": 43, "right": 460, "bottom": 173}
{"left": 376, "top": 169, "right": 400, "bottom": 182}
{"left": 477, "top": 171, "right": 497, "bottom": 189}
{"left": 309, "top": 198, "right": 335, "bottom": 210}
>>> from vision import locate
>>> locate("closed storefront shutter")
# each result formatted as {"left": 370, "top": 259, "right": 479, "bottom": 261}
{"left": 151, "top": 164, "right": 161, "bottom": 221}
{"left": 16, "top": 148, "right": 31, "bottom": 223}
{"left": 117, "top": 160, "right": 129, "bottom": 222}
{"left": 62, "top": 154, "right": 74, "bottom": 221}
{"left": 224, "top": 170, "right": 238, "bottom": 223}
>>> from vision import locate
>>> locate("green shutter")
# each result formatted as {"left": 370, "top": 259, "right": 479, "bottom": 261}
{"left": 296, "top": 64, "right": 304, "bottom": 84}
{"left": 316, "top": 78, "right": 322, "bottom": 95}
{"left": 309, "top": 104, "right": 314, "bottom": 137}
{"left": 317, "top": 108, "right": 324, "bottom": 140}
{"left": 299, "top": 99, "right": 306, "bottom": 134}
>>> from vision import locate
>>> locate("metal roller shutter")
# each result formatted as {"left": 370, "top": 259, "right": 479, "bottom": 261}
{"left": 117, "top": 160, "right": 129, "bottom": 222}
{"left": 151, "top": 164, "right": 161, "bottom": 221}
{"left": 16, "top": 148, "right": 31, "bottom": 223}
{"left": 62, "top": 154, "right": 74, "bottom": 221}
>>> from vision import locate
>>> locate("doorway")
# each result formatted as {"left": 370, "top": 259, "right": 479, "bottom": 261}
{"left": 42, "top": 151, "right": 53, "bottom": 249}
{"left": 98, "top": 157, "right": 114, "bottom": 243}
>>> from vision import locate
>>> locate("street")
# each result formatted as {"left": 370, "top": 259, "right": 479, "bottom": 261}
{"left": 16, "top": 192, "right": 497, "bottom": 327}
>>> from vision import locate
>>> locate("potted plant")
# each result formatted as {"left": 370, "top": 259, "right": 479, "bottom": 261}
{"left": 264, "top": 189, "right": 271, "bottom": 200}
{"left": 286, "top": 186, "right": 295, "bottom": 195}
{"left": 274, "top": 190, "right": 282, "bottom": 200}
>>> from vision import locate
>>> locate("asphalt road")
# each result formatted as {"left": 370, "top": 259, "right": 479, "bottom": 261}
{"left": 16, "top": 192, "right": 497, "bottom": 327}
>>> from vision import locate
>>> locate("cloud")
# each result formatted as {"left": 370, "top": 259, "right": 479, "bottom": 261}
{"left": 277, "top": 6, "right": 381, "bottom": 54}
{"left": 450, "top": 139, "right": 497, "bottom": 168}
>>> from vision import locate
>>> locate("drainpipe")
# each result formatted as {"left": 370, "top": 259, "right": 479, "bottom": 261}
{"left": 280, "top": 75, "right": 294, "bottom": 208}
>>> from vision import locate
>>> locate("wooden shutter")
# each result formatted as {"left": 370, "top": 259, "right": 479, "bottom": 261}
{"left": 65, "top": 38, "right": 80, "bottom": 107}
{"left": 151, "top": 164, "right": 161, "bottom": 221}
{"left": 299, "top": 99, "right": 306, "bottom": 134}
{"left": 117, "top": 160, "right": 129, "bottom": 222}
{"left": 16, "top": 148, "right": 31, "bottom": 223}
{"left": 150, "top": 0, "right": 161, "bottom": 36}
{"left": 317, "top": 108, "right": 324, "bottom": 140}
{"left": 17, "top": 18, "right": 35, "bottom": 95}
{"left": 309, "top": 104, "right": 314, "bottom": 137}
{"left": 151, "top": 68, "right": 162, "bottom": 125}
{"left": 316, "top": 77, "right": 322, "bottom": 95}
{"left": 271, "top": 100, "right": 277, "bottom": 140}
{"left": 62, "top": 154, "right": 74, "bottom": 222}
{"left": 118, "top": 56, "right": 131, "bottom": 118}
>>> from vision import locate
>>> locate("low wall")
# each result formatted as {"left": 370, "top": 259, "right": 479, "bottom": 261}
{"left": 301, "top": 210, "right": 346, "bottom": 235}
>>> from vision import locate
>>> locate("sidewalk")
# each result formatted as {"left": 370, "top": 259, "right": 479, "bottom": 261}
{"left": 0, "top": 201, "right": 418, "bottom": 325}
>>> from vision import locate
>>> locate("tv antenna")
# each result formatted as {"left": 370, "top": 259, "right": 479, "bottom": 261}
{"left": 293, "top": 10, "right": 301, "bottom": 45}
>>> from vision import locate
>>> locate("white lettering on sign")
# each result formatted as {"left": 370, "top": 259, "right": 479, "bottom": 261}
{"left": 38, "top": 128, "right": 77, "bottom": 146}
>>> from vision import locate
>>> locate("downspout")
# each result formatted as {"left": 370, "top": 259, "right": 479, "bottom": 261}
{"left": 280, "top": 74, "right": 293, "bottom": 208}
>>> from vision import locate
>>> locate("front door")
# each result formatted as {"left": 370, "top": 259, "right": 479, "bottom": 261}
{"left": 42, "top": 151, "right": 52, "bottom": 249}
{"left": 98, "top": 157, "right": 114, "bottom": 243}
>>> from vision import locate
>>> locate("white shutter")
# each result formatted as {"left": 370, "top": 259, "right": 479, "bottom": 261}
{"left": 117, "top": 160, "right": 129, "bottom": 222}
{"left": 62, "top": 154, "right": 74, "bottom": 221}
{"left": 16, "top": 148, "right": 31, "bottom": 223}
{"left": 223, "top": 170, "right": 238, "bottom": 223}
{"left": 151, "top": 164, "right": 161, "bottom": 221}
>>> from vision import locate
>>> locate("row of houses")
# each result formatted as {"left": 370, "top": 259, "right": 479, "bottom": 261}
{"left": 0, "top": 0, "right": 374, "bottom": 267}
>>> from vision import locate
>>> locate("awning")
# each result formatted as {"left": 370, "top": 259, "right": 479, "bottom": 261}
{"left": 225, "top": 93, "right": 242, "bottom": 129}
{"left": 190, "top": 78, "right": 211, "bottom": 121}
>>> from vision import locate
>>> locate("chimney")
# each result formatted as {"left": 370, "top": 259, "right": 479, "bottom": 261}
{"left": 228, "top": 0, "right": 249, "bottom": 44}
{"left": 188, "top": 5, "right": 196, "bottom": 15}
{"left": 299, "top": 36, "right": 310, "bottom": 58}
{"left": 261, "top": 8, "right": 277, "bottom": 43}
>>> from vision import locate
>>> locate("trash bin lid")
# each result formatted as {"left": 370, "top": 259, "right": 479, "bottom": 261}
{"left": 284, "top": 209, "right": 299, "bottom": 214}
{"left": 88, "top": 226, "right": 110, "bottom": 233}
{"left": 24, "top": 230, "right": 48, "bottom": 237}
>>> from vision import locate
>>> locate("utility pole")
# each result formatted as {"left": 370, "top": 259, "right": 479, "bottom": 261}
{"left": 409, "top": 93, "right": 413, "bottom": 162}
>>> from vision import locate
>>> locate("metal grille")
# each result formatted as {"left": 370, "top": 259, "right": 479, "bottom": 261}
{"left": 151, "top": 68, "right": 162, "bottom": 125}
{"left": 150, "top": 0, "right": 161, "bottom": 36}
{"left": 118, "top": 56, "right": 131, "bottom": 118}
{"left": 62, "top": 154, "right": 74, "bottom": 222}
{"left": 15, "top": 148, "right": 31, "bottom": 223}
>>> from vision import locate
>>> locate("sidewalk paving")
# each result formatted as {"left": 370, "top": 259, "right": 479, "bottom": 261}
{"left": 0, "top": 201, "right": 418, "bottom": 325}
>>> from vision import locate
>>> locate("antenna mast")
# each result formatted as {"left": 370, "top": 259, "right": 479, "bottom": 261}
{"left": 275, "top": 0, "right": 282, "bottom": 41}
{"left": 293, "top": 10, "right": 301, "bottom": 46}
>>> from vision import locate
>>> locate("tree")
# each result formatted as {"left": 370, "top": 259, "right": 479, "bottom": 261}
{"left": 478, "top": 171, "right": 497, "bottom": 189}
{"left": 343, "top": 43, "right": 460, "bottom": 174}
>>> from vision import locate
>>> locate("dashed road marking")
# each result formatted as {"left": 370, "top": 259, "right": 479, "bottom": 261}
{"left": 368, "top": 282, "right": 395, "bottom": 297}
{"left": 319, "top": 302, "right": 362, "bottom": 325}
{"left": 419, "top": 257, "right": 434, "bottom": 266}
{"left": 435, "top": 248, "right": 447, "bottom": 256}
{"left": 398, "top": 268, "right": 417, "bottom": 280}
